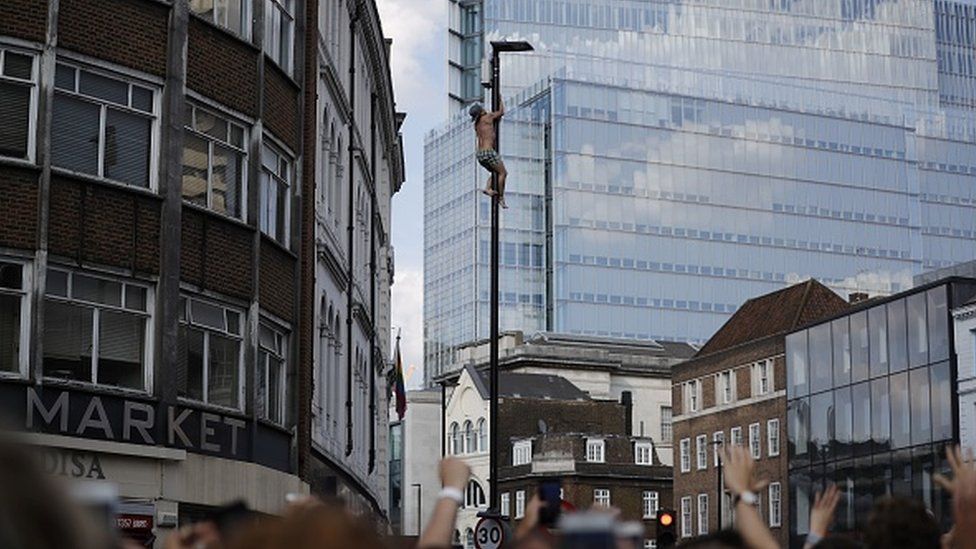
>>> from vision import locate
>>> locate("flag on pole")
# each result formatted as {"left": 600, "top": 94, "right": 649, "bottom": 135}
{"left": 394, "top": 331, "right": 407, "bottom": 420}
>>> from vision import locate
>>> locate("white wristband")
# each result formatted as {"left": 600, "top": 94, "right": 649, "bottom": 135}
{"left": 439, "top": 487, "right": 464, "bottom": 505}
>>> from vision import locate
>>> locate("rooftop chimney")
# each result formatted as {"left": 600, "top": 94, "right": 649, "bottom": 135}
{"left": 849, "top": 292, "right": 869, "bottom": 304}
{"left": 621, "top": 391, "right": 633, "bottom": 436}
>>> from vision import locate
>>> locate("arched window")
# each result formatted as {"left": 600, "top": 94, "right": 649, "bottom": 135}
{"left": 465, "top": 528, "right": 474, "bottom": 549}
{"left": 477, "top": 418, "right": 487, "bottom": 453}
{"left": 453, "top": 530, "right": 461, "bottom": 546}
{"left": 463, "top": 420, "right": 474, "bottom": 454}
{"left": 450, "top": 422, "right": 461, "bottom": 455}
{"left": 465, "top": 480, "right": 486, "bottom": 509}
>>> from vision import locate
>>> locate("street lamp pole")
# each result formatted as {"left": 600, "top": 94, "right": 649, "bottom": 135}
{"left": 487, "top": 40, "right": 533, "bottom": 513}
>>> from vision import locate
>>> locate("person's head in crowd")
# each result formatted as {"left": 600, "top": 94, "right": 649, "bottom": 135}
{"left": 679, "top": 530, "right": 746, "bottom": 549}
{"left": 228, "top": 500, "right": 385, "bottom": 549}
{"left": 863, "top": 496, "right": 940, "bottom": 549}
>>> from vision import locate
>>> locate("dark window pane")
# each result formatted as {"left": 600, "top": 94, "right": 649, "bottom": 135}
{"left": 268, "top": 355, "right": 283, "bottom": 423}
{"left": 869, "top": 305, "right": 888, "bottom": 378}
{"left": 927, "top": 288, "right": 949, "bottom": 363}
{"left": 190, "top": 299, "right": 225, "bottom": 331}
{"left": 872, "top": 452, "right": 893, "bottom": 502}
{"left": 52, "top": 94, "right": 100, "bottom": 175}
{"left": 910, "top": 367, "right": 932, "bottom": 445}
{"left": 97, "top": 310, "right": 144, "bottom": 389}
{"left": 810, "top": 391, "right": 832, "bottom": 461}
{"left": 0, "top": 294, "right": 21, "bottom": 373}
{"left": 790, "top": 469, "right": 811, "bottom": 537}
{"left": 871, "top": 378, "right": 890, "bottom": 453}
{"left": 788, "top": 398, "right": 810, "bottom": 466}
{"left": 0, "top": 262, "right": 22, "bottom": 289}
{"left": 912, "top": 447, "right": 936, "bottom": 511}
{"left": 887, "top": 300, "right": 908, "bottom": 372}
{"left": 3, "top": 52, "right": 33, "bottom": 80}
{"left": 46, "top": 270, "right": 68, "bottom": 296}
{"left": 54, "top": 64, "right": 75, "bottom": 90}
{"left": 851, "top": 311, "right": 869, "bottom": 382}
{"left": 809, "top": 323, "right": 832, "bottom": 393}
{"left": 834, "top": 386, "right": 853, "bottom": 459}
{"left": 907, "top": 292, "right": 928, "bottom": 367}
{"left": 931, "top": 361, "right": 952, "bottom": 441}
{"left": 852, "top": 381, "right": 871, "bottom": 457}
{"left": 131, "top": 86, "right": 153, "bottom": 112}
{"left": 855, "top": 456, "right": 875, "bottom": 530}
{"left": 182, "top": 133, "right": 209, "bottom": 207}
{"left": 74, "top": 274, "right": 122, "bottom": 307}
{"left": 79, "top": 70, "right": 127, "bottom": 105}
{"left": 0, "top": 82, "right": 30, "bottom": 158}
{"left": 890, "top": 372, "right": 910, "bottom": 449}
{"left": 208, "top": 333, "right": 239, "bottom": 408}
{"left": 832, "top": 317, "right": 851, "bottom": 386}
{"left": 125, "top": 286, "right": 147, "bottom": 311}
{"left": 211, "top": 144, "right": 243, "bottom": 218}
{"left": 787, "top": 331, "right": 809, "bottom": 398}
{"left": 833, "top": 460, "right": 855, "bottom": 532}
{"left": 257, "top": 349, "right": 268, "bottom": 418}
{"left": 182, "top": 327, "right": 204, "bottom": 401}
{"left": 892, "top": 449, "right": 913, "bottom": 498}
{"left": 43, "top": 300, "right": 93, "bottom": 382}
{"left": 104, "top": 108, "right": 150, "bottom": 187}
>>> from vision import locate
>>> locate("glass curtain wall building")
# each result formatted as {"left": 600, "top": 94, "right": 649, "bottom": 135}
{"left": 785, "top": 279, "right": 976, "bottom": 547}
{"left": 426, "top": 0, "right": 976, "bottom": 384}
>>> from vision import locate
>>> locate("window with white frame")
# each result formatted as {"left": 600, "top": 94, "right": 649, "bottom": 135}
{"left": 730, "top": 426, "right": 743, "bottom": 447}
{"left": 686, "top": 380, "right": 701, "bottom": 412}
{"left": 178, "top": 296, "right": 243, "bottom": 408}
{"left": 767, "top": 419, "right": 780, "bottom": 456}
{"left": 182, "top": 103, "right": 248, "bottom": 219}
{"left": 515, "top": 490, "right": 525, "bottom": 518}
{"left": 718, "top": 370, "right": 735, "bottom": 404}
{"left": 722, "top": 491, "right": 734, "bottom": 528}
{"left": 52, "top": 62, "right": 157, "bottom": 188}
{"left": 644, "top": 541, "right": 657, "bottom": 549}
{"left": 264, "top": 0, "right": 295, "bottom": 73}
{"left": 680, "top": 496, "right": 692, "bottom": 537}
{"left": 0, "top": 260, "right": 30, "bottom": 375}
{"left": 754, "top": 359, "right": 772, "bottom": 395}
{"left": 713, "top": 431, "right": 724, "bottom": 467}
{"left": 477, "top": 418, "right": 487, "bottom": 452}
{"left": 635, "top": 441, "right": 653, "bottom": 465}
{"left": 500, "top": 492, "right": 510, "bottom": 517}
{"left": 697, "top": 494, "right": 708, "bottom": 534}
{"left": 593, "top": 488, "right": 611, "bottom": 507}
{"left": 660, "top": 406, "right": 672, "bottom": 441}
{"left": 258, "top": 321, "right": 287, "bottom": 424}
{"left": 189, "top": 0, "right": 250, "bottom": 38}
{"left": 449, "top": 422, "right": 461, "bottom": 455}
{"left": 260, "top": 140, "right": 292, "bottom": 245}
{"left": 769, "top": 483, "right": 782, "bottom": 527}
{"left": 463, "top": 420, "right": 474, "bottom": 453}
{"left": 513, "top": 439, "right": 532, "bottom": 466}
{"left": 749, "top": 423, "right": 761, "bottom": 459}
{"left": 0, "top": 46, "right": 37, "bottom": 161}
{"left": 679, "top": 438, "right": 691, "bottom": 472}
{"left": 464, "top": 480, "right": 486, "bottom": 509}
{"left": 642, "top": 490, "right": 659, "bottom": 518}
{"left": 696, "top": 435, "right": 708, "bottom": 469}
{"left": 43, "top": 269, "right": 151, "bottom": 391}
{"left": 586, "top": 438, "right": 605, "bottom": 463}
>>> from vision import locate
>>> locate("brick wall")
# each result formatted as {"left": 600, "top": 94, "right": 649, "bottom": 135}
{"left": 180, "top": 208, "right": 254, "bottom": 299}
{"left": 263, "top": 62, "right": 301, "bottom": 151}
{"left": 259, "top": 238, "right": 296, "bottom": 321}
{"left": 186, "top": 17, "right": 259, "bottom": 117}
{"left": 0, "top": 166, "right": 39, "bottom": 250}
{"left": 0, "top": 0, "right": 47, "bottom": 42}
{"left": 58, "top": 0, "right": 169, "bottom": 76}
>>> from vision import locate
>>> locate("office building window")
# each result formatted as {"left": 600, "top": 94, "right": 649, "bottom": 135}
{"left": 500, "top": 492, "right": 510, "bottom": 516}
{"left": 769, "top": 483, "right": 782, "bottom": 527}
{"left": 190, "top": 0, "right": 250, "bottom": 38}
{"left": 586, "top": 438, "right": 605, "bottom": 463}
{"left": 178, "top": 296, "right": 243, "bottom": 409}
{"left": 661, "top": 406, "right": 672, "bottom": 441}
{"left": 0, "top": 46, "right": 37, "bottom": 160}
{"left": 697, "top": 494, "right": 708, "bottom": 534}
{"left": 679, "top": 438, "right": 691, "bottom": 472}
{"left": 513, "top": 440, "right": 532, "bottom": 466}
{"left": 749, "top": 423, "right": 761, "bottom": 459}
{"left": 643, "top": 491, "right": 659, "bottom": 518}
{"left": 696, "top": 435, "right": 708, "bottom": 469}
{"left": 594, "top": 488, "right": 611, "bottom": 507}
{"left": 52, "top": 62, "right": 156, "bottom": 188}
{"left": 713, "top": 431, "right": 724, "bottom": 467}
{"left": 260, "top": 140, "right": 292, "bottom": 245}
{"left": 257, "top": 321, "right": 287, "bottom": 424}
{"left": 515, "top": 490, "right": 525, "bottom": 518}
{"left": 681, "top": 496, "right": 692, "bottom": 537}
{"left": 0, "top": 260, "right": 29, "bottom": 375}
{"left": 731, "top": 426, "right": 743, "bottom": 447}
{"left": 43, "top": 269, "right": 151, "bottom": 391}
{"left": 182, "top": 103, "right": 247, "bottom": 219}
{"left": 767, "top": 419, "right": 780, "bottom": 456}
{"left": 264, "top": 0, "right": 295, "bottom": 73}
{"left": 635, "top": 441, "right": 653, "bottom": 465}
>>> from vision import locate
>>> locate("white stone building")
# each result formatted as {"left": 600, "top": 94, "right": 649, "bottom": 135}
{"left": 955, "top": 298, "right": 976, "bottom": 456}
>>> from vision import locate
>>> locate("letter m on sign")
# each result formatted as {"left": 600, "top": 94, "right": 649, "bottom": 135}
{"left": 27, "top": 388, "right": 69, "bottom": 432}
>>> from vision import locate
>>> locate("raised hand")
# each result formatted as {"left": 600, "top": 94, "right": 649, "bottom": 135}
{"left": 809, "top": 484, "right": 841, "bottom": 538}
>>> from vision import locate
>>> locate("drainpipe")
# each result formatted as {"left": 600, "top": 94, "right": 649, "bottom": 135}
{"left": 368, "top": 91, "right": 378, "bottom": 473}
{"left": 345, "top": 1, "right": 360, "bottom": 458}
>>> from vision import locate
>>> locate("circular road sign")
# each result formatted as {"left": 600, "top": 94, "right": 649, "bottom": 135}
{"left": 474, "top": 516, "right": 506, "bottom": 549}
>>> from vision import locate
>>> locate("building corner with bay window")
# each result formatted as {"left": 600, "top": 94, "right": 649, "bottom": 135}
{"left": 0, "top": 0, "right": 404, "bottom": 544}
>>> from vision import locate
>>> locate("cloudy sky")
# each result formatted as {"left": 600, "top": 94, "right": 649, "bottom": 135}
{"left": 376, "top": 0, "right": 447, "bottom": 389}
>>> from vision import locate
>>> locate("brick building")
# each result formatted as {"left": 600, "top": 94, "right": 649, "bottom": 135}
{"left": 671, "top": 280, "right": 848, "bottom": 545}
{"left": 0, "top": 0, "right": 403, "bottom": 542}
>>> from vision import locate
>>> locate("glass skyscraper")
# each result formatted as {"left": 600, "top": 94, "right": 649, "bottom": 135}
{"left": 427, "top": 0, "right": 976, "bottom": 384}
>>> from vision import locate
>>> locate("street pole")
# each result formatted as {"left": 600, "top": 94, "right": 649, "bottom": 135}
{"left": 488, "top": 46, "right": 501, "bottom": 513}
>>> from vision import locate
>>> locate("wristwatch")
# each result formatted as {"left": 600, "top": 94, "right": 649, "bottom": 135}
{"left": 733, "top": 491, "right": 758, "bottom": 506}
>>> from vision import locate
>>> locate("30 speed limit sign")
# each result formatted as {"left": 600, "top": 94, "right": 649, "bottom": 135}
{"left": 474, "top": 516, "right": 506, "bottom": 549}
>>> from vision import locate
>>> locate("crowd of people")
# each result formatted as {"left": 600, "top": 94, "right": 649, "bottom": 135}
{"left": 2, "top": 437, "right": 976, "bottom": 549}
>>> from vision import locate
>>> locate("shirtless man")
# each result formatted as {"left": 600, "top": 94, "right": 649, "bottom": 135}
{"left": 469, "top": 100, "right": 508, "bottom": 208}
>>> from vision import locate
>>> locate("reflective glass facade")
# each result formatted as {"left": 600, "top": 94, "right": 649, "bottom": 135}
{"left": 785, "top": 280, "right": 976, "bottom": 546}
{"left": 426, "top": 0, "right": 976, "bottom": 384}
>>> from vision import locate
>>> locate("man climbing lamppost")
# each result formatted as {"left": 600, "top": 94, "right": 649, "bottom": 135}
{"left": 470, "top": 99, "right": 508, "bottom": 209}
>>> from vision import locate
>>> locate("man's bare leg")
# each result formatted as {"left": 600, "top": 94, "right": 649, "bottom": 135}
{"left": 496, "top": 164, "right": 508, "bottom": 209}
{"left": 481, "top": 177, "right": 496, "bottom": 197}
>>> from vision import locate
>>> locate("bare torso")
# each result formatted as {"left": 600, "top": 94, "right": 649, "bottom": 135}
{"left": 475, "top": 115, "right": 496, "bottom": 150}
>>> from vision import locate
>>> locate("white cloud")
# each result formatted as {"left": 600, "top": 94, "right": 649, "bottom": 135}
{"left": 392, "top": 267, "right": 425, "bottom": 389}
{"left": 376, "top": 0, "right": 446, "bottom": 115}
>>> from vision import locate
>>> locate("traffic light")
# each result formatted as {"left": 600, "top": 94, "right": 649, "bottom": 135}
{"left": 656, "top": 509, "right": 677, "bottom": 549}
